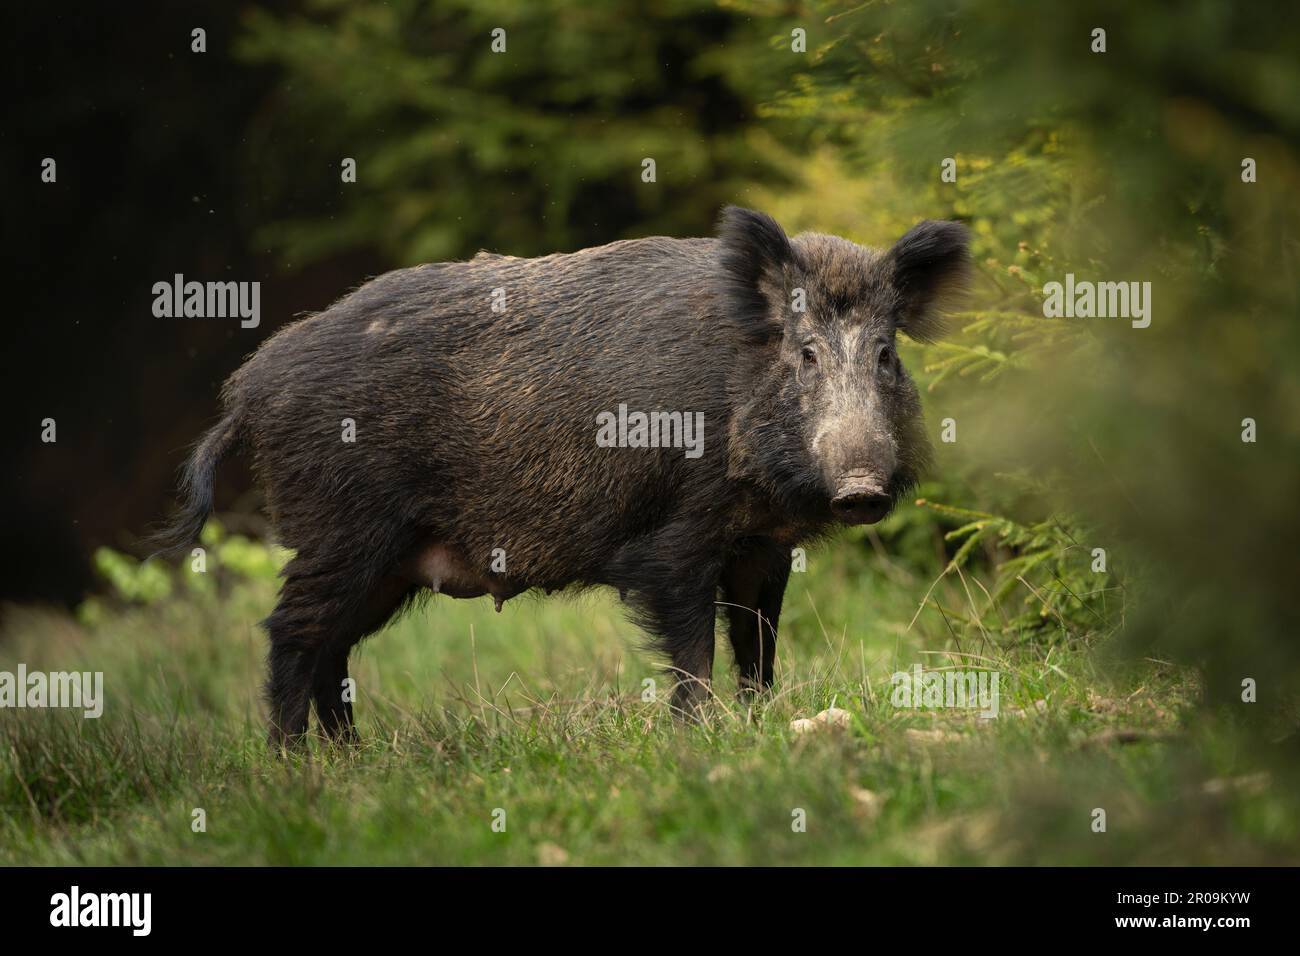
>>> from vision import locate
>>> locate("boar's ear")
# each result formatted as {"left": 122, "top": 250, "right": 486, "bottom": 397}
{"left": 717, "top": 205, "right": 799, "bottom": 345}
{"left": 885, "top": 220, "right": 971, "bottom": 343}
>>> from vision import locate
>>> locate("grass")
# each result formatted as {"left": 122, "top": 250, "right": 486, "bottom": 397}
{"left": 1, "top": 526, "right": 1296, "bottom": 866}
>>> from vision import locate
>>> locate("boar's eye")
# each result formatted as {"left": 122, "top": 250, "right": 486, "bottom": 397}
{"left": 876, "top": 343, "right": 897, "bottom": 381}
{"left": 797, "top": 343, "right": 820, "bottom": 386}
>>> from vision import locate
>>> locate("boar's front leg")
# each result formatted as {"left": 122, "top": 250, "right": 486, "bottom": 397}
{"left": 612, "top": 544, "right": 722, "bottom": 719}
{"left": 655, "top": 588, "right": 719, "bottom": 719}
{"left": 606, "top": 506, "right": 731, "bottom": 717}
{"left": 660, "top": 598, "right": 722, "bottom": 717}
{"left": 722, "top": 538, "right": 790, "bottom": 699}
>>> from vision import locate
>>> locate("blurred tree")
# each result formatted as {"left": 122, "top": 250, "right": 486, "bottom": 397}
{"left": 237, "top": 0, "right": 799, "bottom": 265}
{"left": 746, "top": 0, "right": 1300, "bottom": 721}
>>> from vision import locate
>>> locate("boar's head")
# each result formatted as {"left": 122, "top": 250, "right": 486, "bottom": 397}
{"left": 718, "top": 207, "right": 970, "bottom": 527}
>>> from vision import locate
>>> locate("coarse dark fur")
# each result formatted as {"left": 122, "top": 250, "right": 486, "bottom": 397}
{"left": 157, "top": 207, "right": 969, "bottom": 748}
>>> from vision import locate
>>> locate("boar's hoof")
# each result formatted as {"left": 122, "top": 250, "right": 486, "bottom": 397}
{"left": 670, "top": 680, "right": 712, "bottom": 722}
{"left": 267, "top": 727, "right": 307, "bottom": 756}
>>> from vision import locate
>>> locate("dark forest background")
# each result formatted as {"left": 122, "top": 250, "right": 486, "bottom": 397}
{"left": 4, "top": 0, "right": 804, "bottom": 605}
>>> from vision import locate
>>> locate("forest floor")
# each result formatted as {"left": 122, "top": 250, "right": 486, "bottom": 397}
{"left": 1, "top": 530, "right": 1294, "bottom": 865}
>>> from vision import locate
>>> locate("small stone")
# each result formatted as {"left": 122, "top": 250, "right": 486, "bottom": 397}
{"left": 790, "top": 707, "right": 852, "bottom": 734}
{"left": 537, "top": 842, "right": 570, "bottom": 867}
{"left": 849, "top": 786, "right": 885, "bottom": 822}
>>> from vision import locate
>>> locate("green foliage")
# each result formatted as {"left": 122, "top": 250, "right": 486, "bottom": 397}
{"left": 236, "top": 0, "right": 796, "bottom": 266}
{"left": 198, "top": 521, "right": 289, "bottom": 584}
{"left": 79, "top": 522, "right": 288, "bottom": 627}
{"left": 921, "top": 499, "right": 1115, "bottom": 635}
{"left": 89, "top": 547, "right": 172, "bottom": 606}
{"left": 750, "top": 0, "right": 1300, "bottom": 707}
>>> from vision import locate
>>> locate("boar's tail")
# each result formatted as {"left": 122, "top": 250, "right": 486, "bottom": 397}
{"left": 148, "top": 406, "right": 245, "bottom": 558}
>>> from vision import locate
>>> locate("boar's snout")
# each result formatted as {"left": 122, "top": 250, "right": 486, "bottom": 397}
{"left": 829, "top": 472, "right": 893, "bottom": 525}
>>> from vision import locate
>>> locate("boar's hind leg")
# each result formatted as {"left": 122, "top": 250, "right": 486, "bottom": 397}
{"left": 311, "top": 644, "right": 357, "bottom": 744}
{"left": 722, "top": 539, "right": 791, "bottom": 699}
{"left": 311, "top": 575, "right": 414, "bottom": 743}
{"left": 264, "top": 556, "right": 406, "bottom": 751}
{"left": 264, "top": 568, "right": 326, "bottom": 752}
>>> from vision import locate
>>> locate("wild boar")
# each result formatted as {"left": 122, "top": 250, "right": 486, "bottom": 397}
{"left": 158, "top": 207, "right": 969, "bottom": 748}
